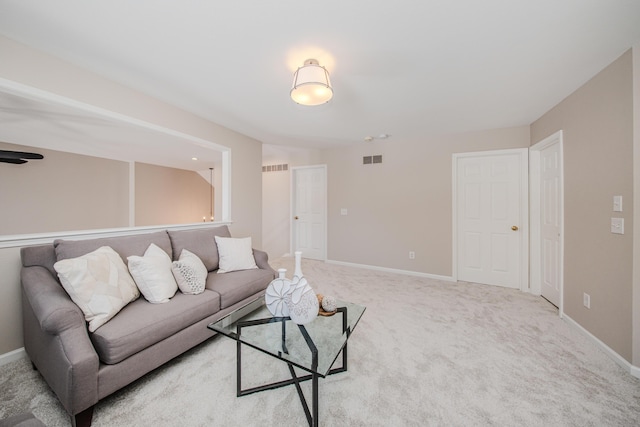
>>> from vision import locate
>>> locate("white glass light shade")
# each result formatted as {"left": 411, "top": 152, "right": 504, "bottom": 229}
{"left": 290, "top": 59, "right": 333, "bottom": 106}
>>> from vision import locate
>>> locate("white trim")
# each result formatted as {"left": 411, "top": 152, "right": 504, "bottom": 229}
{"left": 563, "top": 314, "right": 640, "bottom": 379}
{"left": 290, "top": 165, "right": 328, "bottom": 261}
{"left": 452, "top": 148, "right": 529, "bottom": 291}
{"left": 327, "top": 259, "right": 456, "bottom": 282}
{"left": 129, "top": 162, "right": 136, "bottom": 227}
{"left": 221, "top": 150, "right": 232, "bottom": 222}
{"left": 529, "top": 130, "right": 564, "bottom": 317}
{"left": 632, "top": 42, "right": 640, "bottom": 370}
{"left": 0, "top": 221, "right": 232, "bottom": 249}
{"left": 0, "top": 348, "right": 26, "bottom": 367}
{"left": 451, "top": 155, "right": 458, "bottom": 282}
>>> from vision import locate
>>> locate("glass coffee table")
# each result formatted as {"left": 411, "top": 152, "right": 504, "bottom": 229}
{"left": 208, "top": 297, "right": 366, "bottom": 427}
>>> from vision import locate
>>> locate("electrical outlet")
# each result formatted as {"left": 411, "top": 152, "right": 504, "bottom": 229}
{"left": 409, "top": 251, "right": 415, "bottom": 260}
{"left": 583, "top": 293, "right": 591, "bottom": 309}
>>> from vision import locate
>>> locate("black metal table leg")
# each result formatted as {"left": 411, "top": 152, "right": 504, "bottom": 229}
{"left": 233, "top": 308, "right": 350, "bottom": 427}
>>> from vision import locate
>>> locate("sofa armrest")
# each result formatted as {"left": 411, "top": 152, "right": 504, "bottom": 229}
{"left": 21, "top": 266, "right": 99, "bottom": 417}
{"left": 252, "top": 248, "right": 276, "bottom": 274}
{"left": 22, "top": 266, "right": 86, "bottom": 334}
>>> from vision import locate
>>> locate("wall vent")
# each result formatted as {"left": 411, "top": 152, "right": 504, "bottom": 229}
{"left": 363, "top": 155, "right": 382, "bottom": 165}
{"left": 262, "top": 164, "right": 289, "bottom": 172}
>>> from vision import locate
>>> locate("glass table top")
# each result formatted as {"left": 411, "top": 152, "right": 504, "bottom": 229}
{"left": 208, "top": 297, "right": 366, "bottom": 377}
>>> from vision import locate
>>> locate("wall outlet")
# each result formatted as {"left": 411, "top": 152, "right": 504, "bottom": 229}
{"left": 409, "top": 251, "right": 415, "bottom": 260}
{"left": 583, "top": 293, "right": 591, "bottom": 309}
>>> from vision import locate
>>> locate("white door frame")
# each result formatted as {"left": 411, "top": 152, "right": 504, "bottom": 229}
{"left": 452, "top": 148, "right": 529, "bottom": 291}
{"left": 530, "top": 130, "right": 565, "bottom": 317}
{"left": 290, "top": 165, "right": 328, "bottom": 261}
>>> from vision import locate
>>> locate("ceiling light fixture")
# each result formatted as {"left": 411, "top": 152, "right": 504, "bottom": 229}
{"left": 363, "top": 134, "right": 391, "bottom": 142}
{"left": 290, "top": 59, "right": 333, "bottom": 106}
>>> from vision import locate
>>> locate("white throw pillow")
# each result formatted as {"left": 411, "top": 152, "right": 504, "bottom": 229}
{"left": 54, "top": 246, "right": 140, "bottom": 332}
{"left": 172, "top": 249, "right": 207, "bottom": 295}
{"left": 214, "top": 236, "right": 258, "bottom": 273}
{"left": 127, "top": 243, "right": 178, "bottom": 304}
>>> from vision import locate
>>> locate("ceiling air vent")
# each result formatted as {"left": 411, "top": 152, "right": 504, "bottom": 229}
{"left": 363, "top": 155, "right": 382, "bottom": 165}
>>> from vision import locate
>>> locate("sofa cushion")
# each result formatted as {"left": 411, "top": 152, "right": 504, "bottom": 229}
{"left": 55, "top": 231, "right": 172, "bottom": 265}
{"left": 167, "top": 226, "right": 231, "bottom": 272}
{"left": 91, "top": 290, "right": 221, "bottom": 364}
{"left": 54, "top": 246, "right": 140, "bottom": 332}
{"left": 206, "top": 268, "right": 272, "bottom": 309}
{"left": 127, "top": 244, "right": 178, "bottom": 304}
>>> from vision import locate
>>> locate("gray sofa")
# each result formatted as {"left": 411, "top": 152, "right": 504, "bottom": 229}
{"left": 20, "top": 225, "right": 275, "bottom": 427}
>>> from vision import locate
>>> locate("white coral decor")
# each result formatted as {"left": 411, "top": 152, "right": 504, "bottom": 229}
{"left": 321, "top": 295, "right": 337, "bottom": 313}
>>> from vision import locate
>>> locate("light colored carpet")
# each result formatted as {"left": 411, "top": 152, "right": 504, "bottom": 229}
{"left": 1, "top": 258, "right": 640, "bottom": 426}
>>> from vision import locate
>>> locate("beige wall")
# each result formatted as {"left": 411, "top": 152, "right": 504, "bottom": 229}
{"left": 262, "top": 146, "right": 324, "bottom": 258}
{"left": 263, "top": 128, "right": 529, "bottom": 274}
{"left": 0, "top": 141, "right": 130, "bottom": 234}
{"left": 531, "top": 50, "right": 634, "bottom": 361}
{"left": 0, "top": 35, "right": 263, "bottom": 356}
{"left": 262, "top": 168, "right": 291, "bottom": 258}
{"left": 135, "top": 162, "right": 213, "bottom": 226}
{"left": 323, "top": 126, "right": 530, "bottom": 275}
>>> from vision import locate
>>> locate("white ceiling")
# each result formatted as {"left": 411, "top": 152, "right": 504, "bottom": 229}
{"left": 1, "top": 0, "right": 639, "bottom": 163}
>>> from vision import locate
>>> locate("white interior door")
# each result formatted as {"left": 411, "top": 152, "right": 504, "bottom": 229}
{"left": 455, "top": 149, "right": 528, "bottom": 289}
{"left": 530, "top": 131, "right": 564, "bottom": 311}
{"left": 292, "top": 166, "right": 326, "bottom": 260}
{"left": 540, "top": 143, "right": 562, "bottom": 306}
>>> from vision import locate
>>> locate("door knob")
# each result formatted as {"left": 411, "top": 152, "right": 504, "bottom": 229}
{"left": 511, "top": 225, "right": 519, "bottom": 231}
{"left": 294, "top": 216, "right": 299, "bottom": 220}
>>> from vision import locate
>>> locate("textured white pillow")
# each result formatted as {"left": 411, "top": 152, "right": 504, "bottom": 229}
{"left": 214, "top": 236, "right": 258, "bottom": 273}
{"left": 54, "top": 246, "right": 140, "bottom": 332}
{"left": 127, "top": 243, "right": 178, "bottom": 304}
{"left": 171, "top": 249, "right": 207, "bottom": 295}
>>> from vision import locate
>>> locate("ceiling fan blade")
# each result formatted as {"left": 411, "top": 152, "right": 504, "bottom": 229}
{"left": 0, "top": 150, "right": 44, "bottom": 160}
{"left": 0, "top": 158, "right": 28, "bottom": 164}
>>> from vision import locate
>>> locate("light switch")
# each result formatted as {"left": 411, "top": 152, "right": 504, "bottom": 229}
{"left": 340, "top": 208, "right": 348, "bottom": 216}
{"left": 613, "top": 195, "right": 623, "bottom": 212}
{"left": 611, "top": 218, "right": 624, "bottom": 234}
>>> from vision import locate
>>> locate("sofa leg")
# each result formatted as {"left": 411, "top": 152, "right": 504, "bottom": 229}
{"left": 31, "top": 362, "right": 37, "bottom": 371}
{"left": 72, "top": 406, "right": 94, "bottom": 427}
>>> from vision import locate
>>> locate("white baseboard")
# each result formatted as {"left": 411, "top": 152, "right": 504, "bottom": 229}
{"left": 563, "top": 314, "right": 640, "bottom": 379}
{"left": 0, "top": 347, "right": 26, "bottom": 367}
{"left": 326, "top": 259, "right": 455, "bottom": 282}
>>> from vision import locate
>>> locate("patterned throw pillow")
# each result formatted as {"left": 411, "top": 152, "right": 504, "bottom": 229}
{"left": 171, "top": 249, "right": 207, "bottom": 295}
{"left": 54, "top": 246, "right": 140, "bottom": 332}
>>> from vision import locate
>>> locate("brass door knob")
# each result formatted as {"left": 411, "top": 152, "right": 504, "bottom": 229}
{"left": 294, "top": 216, "right": 299, "bottom": 220}
{"left": 511, "top": 225, "right": 519, "bottom": 231}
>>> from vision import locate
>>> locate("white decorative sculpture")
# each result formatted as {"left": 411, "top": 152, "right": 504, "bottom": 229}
{"left": 265, "top": 253, "right": 318, "bottom": 324}
{"left": 293, "top": 251, "right": 303, "bottom": 281}
{"left": 287, "top": 275, "right": 318, "bottom": 325}
{"left": 265, "top": 268, "right": 292, "bottom": 317}
{"left": 286, "top": 251, "right": 318, "bottom": 325}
